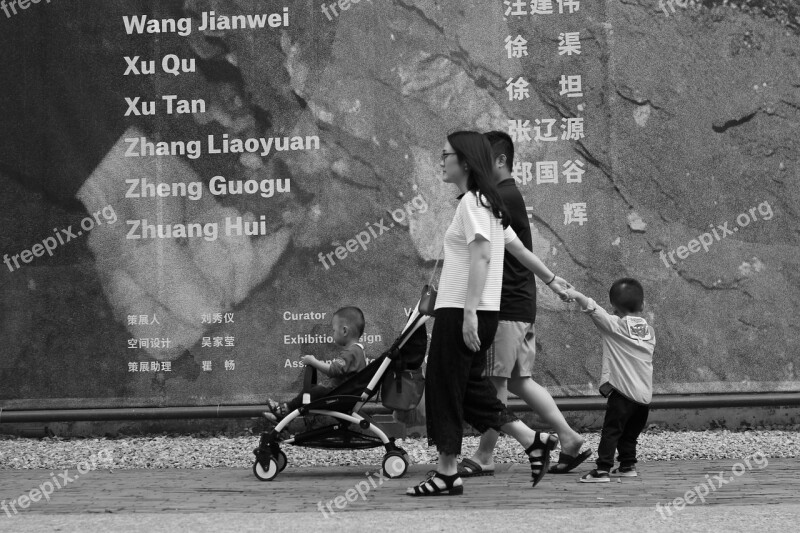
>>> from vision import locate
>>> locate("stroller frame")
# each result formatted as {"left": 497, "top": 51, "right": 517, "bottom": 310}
{"left": 253, "top": 304, "right": 430, "bottom": 481}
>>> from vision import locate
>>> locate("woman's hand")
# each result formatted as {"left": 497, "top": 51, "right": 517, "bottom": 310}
{"left": 462, "top": 309, "right": 481, "bottom": 352}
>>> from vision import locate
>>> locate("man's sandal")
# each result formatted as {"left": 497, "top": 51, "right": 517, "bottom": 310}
{"left": 406, "top": 472, "right": 464, "bottom": 496}
{"left": 548, "top": 449, "right": 593, "bottom": 474}
{"left": 526, "top": 431, "right": 559, "bottom": 487}
{"left": 457, "top": 458, "right": 495, "bottom": 477}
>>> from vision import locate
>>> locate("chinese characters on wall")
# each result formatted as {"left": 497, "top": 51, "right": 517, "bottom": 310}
{"left": 503, "top": 0, "right": 588, "bottom": 227}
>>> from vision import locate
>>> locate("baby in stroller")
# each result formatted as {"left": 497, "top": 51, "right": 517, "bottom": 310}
{"left": 264, "top": 306, "right": 367, "bottom": 422}
{"left": 253, "top": 303, "right": 430, "bottom": 481}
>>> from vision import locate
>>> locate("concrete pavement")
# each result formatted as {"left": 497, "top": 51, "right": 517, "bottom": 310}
{"left": 1, "top": 458, "right": 797, "bottom": 531}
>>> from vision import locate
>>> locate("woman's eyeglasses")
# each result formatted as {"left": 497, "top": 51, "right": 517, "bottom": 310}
{"left": 441, "top": 152, "right": 457, "bottom": 163}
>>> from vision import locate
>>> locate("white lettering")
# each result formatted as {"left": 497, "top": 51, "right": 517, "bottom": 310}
{"left": 123, "top": 15, "right": 192, "bottom": 37}
{"left": 283, "top": 311, "right": 327, "bottom": 321}
{"left": 198, "top": 8, "right": 289, "bottom": 31}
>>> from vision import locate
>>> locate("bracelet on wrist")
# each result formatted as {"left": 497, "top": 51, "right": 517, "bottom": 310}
{"left": 545, "top": 273, "right": 557, "bottom": 285}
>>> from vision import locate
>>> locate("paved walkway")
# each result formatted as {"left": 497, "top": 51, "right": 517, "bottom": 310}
{"left": 1, "top": 458, "right": 798, "bottom": 531}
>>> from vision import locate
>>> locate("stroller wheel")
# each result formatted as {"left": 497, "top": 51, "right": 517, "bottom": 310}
{"left": 253, "top": 458, "right": 279, "bottom": 481}
{"left": 382, "top": 451, "right": 409, "bottom": 479}
{"left": 276, "top": 450, "right": 288, "bottom": 473}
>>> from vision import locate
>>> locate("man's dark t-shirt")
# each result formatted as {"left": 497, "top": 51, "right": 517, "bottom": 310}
{"left": 497, "top": 178, "right": 537, "bottom": 323}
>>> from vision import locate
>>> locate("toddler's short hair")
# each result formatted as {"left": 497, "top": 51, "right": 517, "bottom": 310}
{"left": 334, "top": 306, "right": 365, "bottom": 337}
{"left": 609, "top": 278, "right": 644, "bottom": 314}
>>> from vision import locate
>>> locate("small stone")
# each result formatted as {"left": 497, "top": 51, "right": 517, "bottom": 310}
{"left": 627, "top": 212, "right": 647, "bottom": 233}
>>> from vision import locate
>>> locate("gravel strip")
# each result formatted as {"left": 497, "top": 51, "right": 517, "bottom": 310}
{"left": 1, "top": 427, "right": 797, "bottom": 470}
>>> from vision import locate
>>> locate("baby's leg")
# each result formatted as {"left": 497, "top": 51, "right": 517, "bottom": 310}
{"left": 286, "top": 385, "right": 332, "bottom": 411}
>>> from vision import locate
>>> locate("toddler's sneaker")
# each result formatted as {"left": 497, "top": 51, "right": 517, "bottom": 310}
{"left": 579, "top": 469, "right": 610, "bottom": 483}
{"left": 611, "top": 466, "right": 638, "bottom": 477}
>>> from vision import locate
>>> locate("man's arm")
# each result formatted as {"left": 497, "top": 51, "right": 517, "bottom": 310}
{"left": 505, "top": 237, "right": 572, "bottom": 299}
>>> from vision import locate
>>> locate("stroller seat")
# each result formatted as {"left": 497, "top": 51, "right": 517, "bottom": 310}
{"left": 299, "top": 350, "right": 392, "bottom": 412}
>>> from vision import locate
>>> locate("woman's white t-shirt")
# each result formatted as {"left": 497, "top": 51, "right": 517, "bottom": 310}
{"left": 435, "top": 191, "right": 518, "bottom": 311}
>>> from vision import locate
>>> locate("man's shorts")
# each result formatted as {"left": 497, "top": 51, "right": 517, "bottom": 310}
{"left": 486, "top": 320, "right": 536, "bottom": 379}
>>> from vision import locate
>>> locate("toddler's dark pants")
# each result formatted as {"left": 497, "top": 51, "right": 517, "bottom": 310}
{"left": 596, "top": 390, "right": 650, "bottom": 471}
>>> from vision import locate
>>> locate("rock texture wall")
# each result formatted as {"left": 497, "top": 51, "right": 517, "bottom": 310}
{"left": 0, "top": 0, "right": 797, "bottom": 408}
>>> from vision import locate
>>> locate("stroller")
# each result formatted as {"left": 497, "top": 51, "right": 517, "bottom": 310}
{"left": 252, "top": 303, "right": 430, "bottom": 481}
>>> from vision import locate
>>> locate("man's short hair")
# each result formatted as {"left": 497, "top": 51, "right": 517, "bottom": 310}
{"left": 334, "top": 306, "right": 365, "bottom": 336}
{"left": 609, "top": 279, "right": 644, "bottom": 314}
{"left": 485, "top": 130, "right": 514, "bottom": 171}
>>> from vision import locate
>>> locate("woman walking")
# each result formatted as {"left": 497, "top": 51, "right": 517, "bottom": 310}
{"left": 407, "top": 131, "right": 571, "bottom": 496}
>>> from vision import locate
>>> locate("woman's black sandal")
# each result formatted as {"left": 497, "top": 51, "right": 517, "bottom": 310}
{"left": 406, "top": 471, "right": 464, "bottom": 496}
{"left": 526, "top": 431, "right": 559, "bottom": 487}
